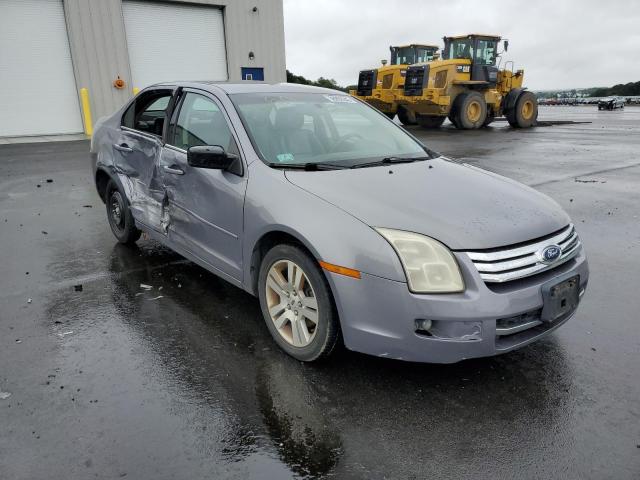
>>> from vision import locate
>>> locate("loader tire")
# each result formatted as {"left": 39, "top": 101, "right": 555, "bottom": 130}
{"left": 507, "top": 91, "right": 538, "bottom": 128}
{"left": 397, "top": 106, "right": 417, "bottom": 126}
{"left": 416, "top": 115, "right": 446, "bottom": 129}
{"left": 454, "top": 92, "right": 487, "bottom": 129}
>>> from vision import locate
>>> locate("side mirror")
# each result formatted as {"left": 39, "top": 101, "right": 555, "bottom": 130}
{"left": 504, "top": 40, "right": 509, "bottom": 52}
{"left": 187, "top": 145, "right": 242, "bottom": 175}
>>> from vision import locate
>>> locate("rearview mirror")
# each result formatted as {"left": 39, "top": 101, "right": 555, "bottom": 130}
{"left": 187, "top": 145, "right": 242, "bottom": 175}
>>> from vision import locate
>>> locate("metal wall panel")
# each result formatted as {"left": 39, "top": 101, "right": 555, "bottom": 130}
{"left": 63, "top": 0, "right": 132, "bottom": 124}
{"left": 63, "top": 0, "right": 285, "bottom": 122}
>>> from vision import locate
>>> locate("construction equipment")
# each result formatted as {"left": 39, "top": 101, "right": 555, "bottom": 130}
{"left": 398, "top": 34, "right": 537, "bottom": 129}
{"left": 352, "top": 44, "right": 439, "bottom": 125}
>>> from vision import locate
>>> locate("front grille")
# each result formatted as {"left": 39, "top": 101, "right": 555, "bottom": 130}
{"left": 403, "top": 65, "right": 429, "bottom": 96}
{"left": 357, "top": 69, "right": 377, "bottom": 96}
{"left": 462, "top": 224, "right": 581, "bottom": 283}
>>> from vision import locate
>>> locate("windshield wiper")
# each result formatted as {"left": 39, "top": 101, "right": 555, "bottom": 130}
{"left": 351, "top": 156, "right": 430, "bottom": 169}
{"left": 267, "top": 162, "right": 348, "bottom": 171}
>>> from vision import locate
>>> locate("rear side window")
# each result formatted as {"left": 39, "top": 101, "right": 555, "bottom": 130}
{"left": 121, "top": 90, "right": 173, "bottom": 136}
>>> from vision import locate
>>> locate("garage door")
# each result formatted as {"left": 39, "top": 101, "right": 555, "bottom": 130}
{"left": 123, "top": 1, "right": 228, "bottom": 89}
{"left": 0, "top": 0, "right": 83, "bottom": 137}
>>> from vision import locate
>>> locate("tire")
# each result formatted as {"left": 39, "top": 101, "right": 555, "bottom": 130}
{"left": 454, "top": 91, "right": 487, "bottom": 129}
{"left": 507, "top": 91, "right": 538, "bottom": 128}
{"left": 397, "top": 106, "right": 417, "bottom": 126}
{"left": 106, "top": 180, "right": 141, "bottom": 244}
{"left": 416, "top": 115, "right": 446, "bottom": 129}
{"left": 258, "top": 244, "right": 340, "bottom": 362}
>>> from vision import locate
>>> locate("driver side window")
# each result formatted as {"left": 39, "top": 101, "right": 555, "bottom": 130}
{"left": 170, "top": 92, "right": 239, "bottom": 155}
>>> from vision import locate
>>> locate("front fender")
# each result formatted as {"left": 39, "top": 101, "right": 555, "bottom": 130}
{"left": 242, "top": 162, "right": 406, "bottom": 291}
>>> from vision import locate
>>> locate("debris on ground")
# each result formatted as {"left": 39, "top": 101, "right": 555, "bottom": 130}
{"left": 15, "top": 339, "right": 22, "bottom": 344}
{"left": 41, "top": 231, "right": 48, "bottom": 235}
{"left": 27, "top": 298, "right": 32, "bottom": 304}
{"left": 574, "top": 178, "right": 599, "bottom": 183}
{"left": 82, "top": 205, "right": 93, "bottom": 208}
{"left": 74, "top": 284, "right": 83, "bottom": 292}
{"left": 0, "top": 391, "right": 11, "bottom": 400}
{"left": 46, "top": 179, "right": 53, "bottom": 183}
{"left": 36, "top": 184, "right": 41, "bottom": 188}
{"left": 57, "top": 331, "right": 74, "bottom": 338}
{"left": 140, "top": 284, "right": 153, "bottom": 290}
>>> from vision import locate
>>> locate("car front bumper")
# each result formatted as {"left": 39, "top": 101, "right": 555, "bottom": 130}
{"left": 328, "top": 247, "right": 589, "bottom": 363}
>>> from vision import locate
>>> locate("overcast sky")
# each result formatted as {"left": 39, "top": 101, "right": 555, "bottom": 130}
{"left": 283, "top": 0, "right": 640, "bottom": 91}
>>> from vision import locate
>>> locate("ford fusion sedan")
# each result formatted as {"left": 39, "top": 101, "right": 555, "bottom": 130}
{"left": 90, "top": 82, "right": 588, "bottom": 363}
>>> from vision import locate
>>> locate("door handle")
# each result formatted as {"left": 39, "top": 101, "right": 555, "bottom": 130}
{"left": 114, "top": 143, "right": 133, "bottom": 153}
{"left": 163, "top": 165, "right": 184, "bottom": 175}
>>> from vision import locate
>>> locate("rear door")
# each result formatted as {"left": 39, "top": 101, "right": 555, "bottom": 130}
{"left": 159, "top": 89, "right": 247, "bottom": 281}
{"left": 114, "top": 89, "right": 175, "bottom": 232}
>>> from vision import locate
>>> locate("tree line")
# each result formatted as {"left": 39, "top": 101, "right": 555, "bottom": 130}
{"left": 590, "top": 81, "right": 640, "bottom": 97}
{"left": 286, "top": 70, "right": 355, "bottom": 92}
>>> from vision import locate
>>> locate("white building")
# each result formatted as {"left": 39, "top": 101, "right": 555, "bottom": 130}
{"left": 0, "top": 0, "right": 286, "bottom": 137}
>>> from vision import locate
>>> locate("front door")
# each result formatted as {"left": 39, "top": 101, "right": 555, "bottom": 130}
{"left": 160, "top": 90, "right": 247, "bottom": 281}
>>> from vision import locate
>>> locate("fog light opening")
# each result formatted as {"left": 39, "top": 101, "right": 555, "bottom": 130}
{"left": 415, "top": 319, "right": 433, "bottom": 336}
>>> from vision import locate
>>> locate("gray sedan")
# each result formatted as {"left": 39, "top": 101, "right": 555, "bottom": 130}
{"left": 91, "top": 82, "right": 589, "bottom": 363}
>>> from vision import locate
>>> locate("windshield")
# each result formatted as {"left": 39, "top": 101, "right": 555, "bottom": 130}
{"left": 392, "top": 47, "right": 435, "bottom": 65}
{"left": 230, "top": 92, "right": 429, "bottom": 168}
{"left": 447, "top": 39, "right": 474, "bottom": 60}
{"left": 445, "top": 38, "right": 497, "bottom": 65}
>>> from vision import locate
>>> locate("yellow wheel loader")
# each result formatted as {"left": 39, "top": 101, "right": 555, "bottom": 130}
{"left": 399, "top": 34, "right": 538, "bottom": 129}
{"left": 351, "top": 44, "right": 439, "bottom": 125}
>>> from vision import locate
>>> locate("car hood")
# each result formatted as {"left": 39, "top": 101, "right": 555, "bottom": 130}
{"left": 284, "top": 157, "right": 570, "bottom": 250}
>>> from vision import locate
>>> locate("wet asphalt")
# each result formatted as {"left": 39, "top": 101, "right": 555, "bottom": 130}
{"left": 0, "top": 106, "right": 639, "bottom": 479}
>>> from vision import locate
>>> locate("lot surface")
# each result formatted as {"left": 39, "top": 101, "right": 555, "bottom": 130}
{"left": 1, "top": 106, "right": 639, "bottom": 479}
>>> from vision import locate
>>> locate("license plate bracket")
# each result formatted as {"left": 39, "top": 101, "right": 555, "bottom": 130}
{"left": 541, "top": 274, "right": 580, "bottom": 322}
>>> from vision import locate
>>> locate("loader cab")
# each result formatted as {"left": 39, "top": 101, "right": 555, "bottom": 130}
{"left": 443, "top": 34, "right": 502, "bottom": 85}
{"left": 390, "top": 44, "right": 439, "bottom": 65}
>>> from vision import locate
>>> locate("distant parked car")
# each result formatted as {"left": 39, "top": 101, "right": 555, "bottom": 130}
{"left": 91, "top": 81, "right": 589, "bottom": 363}
{"left": 598, "top": 97, "right": 625, "bottom": 110}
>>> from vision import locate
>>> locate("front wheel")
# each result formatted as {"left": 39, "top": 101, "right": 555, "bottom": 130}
{"left": 397, "top": 106, "right": 418, "bottom": 126}
{"left": 507, "top": 91, "right": 538, "bottom": 128}
{"left": 258, "top": 244, "right": 340, "bottom": 362}
{"left": 106, "top": 180, "right": 141, "bottom": 244}
{"left": 453, "top": 92, "right": 487, "bottom": 129}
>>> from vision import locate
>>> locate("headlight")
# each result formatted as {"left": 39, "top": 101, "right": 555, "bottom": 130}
{"left": 375, "top": 228, "right": 464, "bottom": 293}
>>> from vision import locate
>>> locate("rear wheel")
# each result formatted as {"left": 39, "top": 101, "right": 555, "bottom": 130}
{"left": 416, "top": 115, "right": 446, "bottom": 129}
{"left": 258, "top": 244, "right": 340, "bottom": 362}
{"left": 507, "top": 91, "right": 538, "bottom": 128}
{"left": 397, "top": 106, "right": 417, "bottom": 126}
{"left": 106, "top": 180, "right": 141, "bottom": 244}
{"left": 453, "top": 92, "right": 487, "bottom": 129}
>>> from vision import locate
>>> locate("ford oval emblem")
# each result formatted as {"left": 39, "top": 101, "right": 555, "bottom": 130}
{"left": 539, "top": 244, "right": 562, "bottom": 264}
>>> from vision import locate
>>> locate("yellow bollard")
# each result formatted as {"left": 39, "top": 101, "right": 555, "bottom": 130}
{"left": 132, "top": 87, "right": 139, "bottom": 95}
{"left": 80, "top": 88, "right": 93, "bottom": 137}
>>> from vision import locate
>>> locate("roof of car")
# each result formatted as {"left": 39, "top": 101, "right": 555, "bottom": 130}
{"left": 152, "top": 81, "right": 346, "bottom": 95}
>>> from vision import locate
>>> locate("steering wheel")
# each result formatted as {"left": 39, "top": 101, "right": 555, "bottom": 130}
{"left": 332, "top": 132, "right": 364, "bottom": 152}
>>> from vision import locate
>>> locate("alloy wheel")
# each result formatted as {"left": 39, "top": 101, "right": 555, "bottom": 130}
{"left": 265, "top": 260, "right": 319, "bottom": 347}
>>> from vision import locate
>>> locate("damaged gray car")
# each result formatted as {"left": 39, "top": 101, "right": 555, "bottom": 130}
{"left": 91, "top": 82, "right": 589, "bottom": 363}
